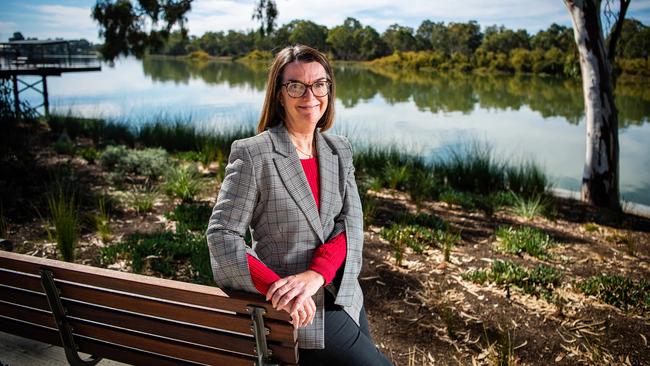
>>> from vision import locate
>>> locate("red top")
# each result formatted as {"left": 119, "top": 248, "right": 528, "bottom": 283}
{"left": 247, "top": 156, "right": 347, "bottom": 295}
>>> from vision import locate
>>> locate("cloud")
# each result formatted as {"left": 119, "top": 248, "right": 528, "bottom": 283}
{"left": 20, "top": 4, "right": 98, "bottom": 41}
{"left": 187, "top": 0, "right": 257, "bottom": 35}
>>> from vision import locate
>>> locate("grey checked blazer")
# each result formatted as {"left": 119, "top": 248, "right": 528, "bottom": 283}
{"left": 206, "top": 123, "right": 365, "bottom": 349}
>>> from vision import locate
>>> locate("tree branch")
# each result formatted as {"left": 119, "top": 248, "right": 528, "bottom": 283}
{"left": 606, "top": 0, "right": 631, "bottom": 64}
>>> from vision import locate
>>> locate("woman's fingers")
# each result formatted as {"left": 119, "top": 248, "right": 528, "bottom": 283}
{"left": 266, "top": 276, "right": 290, "bottom": 301}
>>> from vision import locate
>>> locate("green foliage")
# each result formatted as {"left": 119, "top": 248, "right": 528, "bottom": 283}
{"left": 164, "top": 164, "right": 202, "bottom": 202}
{"left": 579, "top": 274, "right": 650, "bottom": 312}
{"left": 380, "top": 224, "right": 437, "bottom": 264}
{"left": 356, "top": 178, "right": 377, "bottom": 226}
{"left": 53, "top": 132, "right": 75, "bottom": 154}
{"left": 384, "top": 161, "right": 411, "bottom": 190}
{"left": 238, "top": 49, "right": 273, "bottom": 62}
{"left": 495, "top": 226, "right": 555, "bottom": 259}
{"left": 77, "top": 147, "right": 100, "bottom": 164}
{"left": 46, "top": 187, "right": 79, "bottom": 262}
{"left": 434, "top": 143, "right": 505, "bottom": 195}
{"left": 166, "top": 202, "right": 212, "bottom": 232}
{"left": 397, "top": 212, "right": 446, "bottom": 230}
{"left": 95, "top": 195, "right": 112, "bottom": 242}
{"left": 101, "top": 230, "right": 214, "bottom": 285}
{"left": 92, "top": 0, "right": 192, "bottom": 61}
{"left": 437, "top": 230, "right": 460, "bottom": 262}
{"left": 100, "top": 145, "right": 170, "bottom": 179}
{"left": 129, "top": 186, "right": 158, "bottom": 214}
{"left": 463, "top": 260, "right": 563, "bottom": 300}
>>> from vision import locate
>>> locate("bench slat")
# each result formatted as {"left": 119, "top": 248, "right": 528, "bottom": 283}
{"left": 65, "top": 301, "right": 299, "bottom": 363}
{"left": 69, "top": 319, "right": 257, "bottom": 366}
{"left": 0, "top": 317, "right": 201, "bottom": 366}
{"left": 0, "top": 251, "right": 299, "bottom": 365}
{"left": 0, "top": 251, "right": 291, "bottom": 322}
{"left": 0, "top": 268, "right": 295, "bottom": 343}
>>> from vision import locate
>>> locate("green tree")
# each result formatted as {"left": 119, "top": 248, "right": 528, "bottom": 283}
{"left": 531, "top": 23, "right": 574, "bottom": 52}
{"left": 252, "top": 0, "right": 278, "bottom": 37}
{"left": 382, "top": 24, "right": 418, "bottom": 53}
{"left": 92, "top": 0, "right": 192, "bottom": 61}
{"left": 617, "top": 19, "right": 650, "bottom": 59}
{"left": 357, "top": 26, "right": 390, "bottom": 60}
{"left": 480, "top": 25, "right": 530, "bottom": 54}
{"left": 447, "top": 21, "right": 482, "bottom": 57}
{"left": 415, "top": 20, "right": 435, "bottom": 50}
{"left": 327, "top": 17, "right": 363, "bottom": 60}
{"left": 287, "top": 20, "right": 329, "bottom": 50}
{"left": 429, "top": 22, "right": 451, "bottom": 54}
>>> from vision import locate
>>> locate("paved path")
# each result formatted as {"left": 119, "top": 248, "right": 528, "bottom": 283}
{"left": 0, "top": 331, "right": 127, "bottom": 366}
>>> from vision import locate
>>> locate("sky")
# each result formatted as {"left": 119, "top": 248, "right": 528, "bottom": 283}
{"left": 1, "top": 0, "right": 650, "bottom": 43}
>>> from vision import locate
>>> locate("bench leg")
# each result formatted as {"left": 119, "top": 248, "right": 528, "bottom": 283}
{"left": 246, "top": 305, "right": 280, "bottom": 366}
{"left": 40, "top": 269, "right": 103, "bottom": 366}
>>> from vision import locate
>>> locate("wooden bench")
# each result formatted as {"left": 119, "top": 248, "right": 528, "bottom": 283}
{"left": 0, "top": 251, "right": 298, "bottom": 366}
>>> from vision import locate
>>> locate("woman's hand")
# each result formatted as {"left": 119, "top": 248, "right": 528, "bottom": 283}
{"left": 267, "top": 270, "right": 324, "bottom": 316}
{"left": 279, "top": 297, "right": 316, "bottom": 328}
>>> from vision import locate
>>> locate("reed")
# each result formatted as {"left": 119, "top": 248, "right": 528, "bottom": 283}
{"left": 46, "top": 187, "right": 79, "bottom": 262}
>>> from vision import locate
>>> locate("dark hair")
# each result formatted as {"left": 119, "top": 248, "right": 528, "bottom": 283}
{"left": 257, "top": 45, "right": 336, "bottom": 134}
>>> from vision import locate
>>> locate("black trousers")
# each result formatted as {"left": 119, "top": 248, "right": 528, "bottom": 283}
{"left": 298, "top": 292, "right": 394, "bottom": 366}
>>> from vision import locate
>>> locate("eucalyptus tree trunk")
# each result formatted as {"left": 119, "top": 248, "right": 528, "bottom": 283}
{"left": 564, "top": 0, "right": 621, "bottom": 210}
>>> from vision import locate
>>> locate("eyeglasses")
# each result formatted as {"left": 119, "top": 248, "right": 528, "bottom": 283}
{"left": 281, "top": 80, "right": 331, "bottom": 98}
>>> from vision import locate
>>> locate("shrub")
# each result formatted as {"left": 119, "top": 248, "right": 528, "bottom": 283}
{"left": 463, "top": 260, "right": 563, "bottom": 300}
{"left": 166, "top": 203, "right": 212, "bottom": 232}
{"left": 579, "top": 274, "right": 650, "bottom": 312}
{"left": 53, "top": 132, "right": 75, "bottom": 154}
{"left": 101, "top": 231, "right": 214, "bottom": 285}
{"left": 77, "top": 147, "right": 100, "bottom": 164}
{"left": 100, "top": 146, "right": 170, "bottom": 179}
{"left": 495, "top": 226, "right": 555, "bottom": 259}
{"left": 164, "top": 164, "right": 202, "bottom": 202}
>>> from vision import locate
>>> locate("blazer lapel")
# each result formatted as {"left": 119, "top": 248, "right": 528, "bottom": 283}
{"left": 315, "top": 130, "right": 339, "bottom": 234}
{"left": 269, "top": 125, "right": 324, "bottom": 243}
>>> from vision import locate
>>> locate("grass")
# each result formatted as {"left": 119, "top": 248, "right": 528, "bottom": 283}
{"left": 463, "top": 260, "right": 563, "bottom": 300}
{"left": 397, "top": 211, "right": 446, "bottom": 230}
{"left": 130, "top": 186, "right": 158, "bottom": 214}
{"left": 45, "top": 187, "right": 79, "bottom": 262}
{"left": 437, "top": 230, "right": 461, "bottom": 262}
{"left": 95, "top": 195, "right": 112, "bottom": 242}
{"left": 164, "top": 164, "right": 202, "bottom": 202}
{"left": 100, "top": 230, "right": 214, "bottom": 285}
{"left": 433, "top": 142, "right": 505, "bottom": 196}
{"left": 579, "top": 273, "right": 650, "bottom": 312}
{"left": 495, "top": 226, "right": 555, "bottom": 259}
{"left": 380, "top": 224, "right": 437, "bottom": 265}
{"left": 165, "top": 202, "right": 212, "bottom": 232}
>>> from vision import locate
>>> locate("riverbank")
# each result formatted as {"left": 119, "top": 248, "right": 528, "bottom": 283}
{"left": 1, "top": 116, "right": 648, "bottom": 365}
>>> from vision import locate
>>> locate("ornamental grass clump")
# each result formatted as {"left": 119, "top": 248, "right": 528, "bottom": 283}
{"left": 166, "top": 203, "right": 212, "bottom": 232}
{"left": 164, "top": 164, "right": 202, "bottom": 203}
{"left": 46, "top": 188, "right": 79, "bottom": 262}
{"left": 380, "top": 224, "right": 436, "bottom": 265}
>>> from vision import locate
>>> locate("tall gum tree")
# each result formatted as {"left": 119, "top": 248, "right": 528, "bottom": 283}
{"left": 564, "top": 0, "right": 630, "bottom": 211}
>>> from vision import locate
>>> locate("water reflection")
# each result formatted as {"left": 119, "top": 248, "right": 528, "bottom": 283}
{"left": 141, "top": 58, "right": 649, "bottom": 127}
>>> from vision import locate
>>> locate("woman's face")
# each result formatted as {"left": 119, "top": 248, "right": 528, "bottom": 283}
{"left": 280, "top": 61, "right": 329, "bottom": 134}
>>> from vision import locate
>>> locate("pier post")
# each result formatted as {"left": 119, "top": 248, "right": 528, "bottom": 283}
{"left": 42, "top": 75, "right": 49, "bottom": 118}
{"left": 11, "top": 75, "right": 20, "bottom": 119}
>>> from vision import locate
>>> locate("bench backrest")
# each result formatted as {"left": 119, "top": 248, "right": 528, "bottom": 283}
{"left": 0, "top": 251, "right": 298, "bottom": 366}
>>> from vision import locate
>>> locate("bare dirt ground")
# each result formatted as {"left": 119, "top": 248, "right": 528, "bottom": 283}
{"left": 2, "top": 123, "right": 649, "bottom": 366}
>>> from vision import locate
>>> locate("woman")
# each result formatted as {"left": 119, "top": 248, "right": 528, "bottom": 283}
{"left": 207, "top": 45, "right": 393, "bottom": 366}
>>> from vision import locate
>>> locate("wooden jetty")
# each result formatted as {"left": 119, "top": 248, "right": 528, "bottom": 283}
{"left": 0, "top": 40, "right": 101, "bottom": 118}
